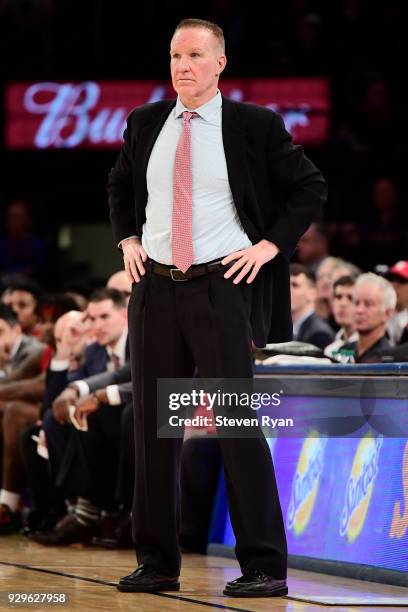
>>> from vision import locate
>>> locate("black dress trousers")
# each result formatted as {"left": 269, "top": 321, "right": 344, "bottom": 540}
{"left": 127, "top": 264, "right": 287, "bottom": 578}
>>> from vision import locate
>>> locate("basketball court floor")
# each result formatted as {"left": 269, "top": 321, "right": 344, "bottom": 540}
{"left": 1, "top": 536, "right": 407, "bottom": 610}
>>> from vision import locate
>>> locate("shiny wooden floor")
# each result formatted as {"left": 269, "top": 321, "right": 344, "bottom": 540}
{"left": 0, "top": 535, "right": 407, "bottom": 611}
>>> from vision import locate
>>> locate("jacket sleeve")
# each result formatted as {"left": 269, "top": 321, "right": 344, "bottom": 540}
{"left": 81, "top": 362, "right": 131, "bottom": 393}
{"left": 107, "top": 112, "right": 138, "bottom": 246}
{"left": 264, "top": 112, "right": 328, "bottom": 260}
{"left": 117, "top": 381, "right": 133, "bottom": 404}
{"left": 80, "top": 370, "right": 117, "bottom": 393}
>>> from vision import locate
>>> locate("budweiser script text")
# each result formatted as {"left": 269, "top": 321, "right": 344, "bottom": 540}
{"left": 23, "top": 81, "right": 314, "bottom": 149}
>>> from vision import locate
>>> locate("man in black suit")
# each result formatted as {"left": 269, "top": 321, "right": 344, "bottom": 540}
{"left": 0, "top": 304, "right": 46, "bottom": 533}
{"left": 0, "top": 304, "right": 45, "bottom": 384}
{"left": 33, "top": 288, "right": 129, "bottom": 544}
{"left": 107, "top": 18, "right": 327, "bottom": 597}
{"left": 290, "top": 263, "right": 335, "bottom": 350}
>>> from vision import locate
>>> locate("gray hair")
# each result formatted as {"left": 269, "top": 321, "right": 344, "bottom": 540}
{"left": 355, "top": 272, "right": 397, "bottom": 311}
{"left": 333, "top": 260, "right": 361, "bottom": 278}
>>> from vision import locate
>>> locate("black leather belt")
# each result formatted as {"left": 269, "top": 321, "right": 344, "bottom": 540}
{"left": 145, "top": 259, "right": 228, "bottom": 281}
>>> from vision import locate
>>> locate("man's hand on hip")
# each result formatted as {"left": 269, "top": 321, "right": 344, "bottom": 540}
{"left": 122, "top": 237, "right": 148, "bottom": 283}
{"left": 221, "top": 240, "right": 280, "bottom": 284}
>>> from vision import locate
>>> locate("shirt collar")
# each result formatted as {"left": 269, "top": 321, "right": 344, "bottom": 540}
{"left": 106, "top": 329, "right": 128, "bottom": 366}
{"left": 174, "top": 90, "right": 222, "bottom": 126}
{"left": 335, "top": 328, "right": 359, "bottom": 343}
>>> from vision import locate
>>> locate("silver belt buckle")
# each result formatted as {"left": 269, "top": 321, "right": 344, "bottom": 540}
{"left": 170, "top": 268, "right": 188, "bottom": 281}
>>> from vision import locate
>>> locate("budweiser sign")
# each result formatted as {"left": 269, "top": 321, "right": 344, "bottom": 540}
{"left": 5, "top": 79, "right": 329, "bottom": 149}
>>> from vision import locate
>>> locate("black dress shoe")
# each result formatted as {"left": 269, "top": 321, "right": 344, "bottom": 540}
{"left": 223, "top": 569, "right": 288, "bottom": 597}
{"left": 22, "top": 509, "right": 64, "bottom": 536}
{"left": 117, "top": 564, "right": 180, "bottom": 592}
{"left": 28, "top": 514, "right": 99, "bottom": 546}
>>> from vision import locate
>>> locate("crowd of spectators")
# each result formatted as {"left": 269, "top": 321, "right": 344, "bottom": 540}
{"left": 288, "top": 256, "right": 407, "bottom": 362}
{"left": 0, "top": 272, "right": 216, "bottom": 553}
{"left": 0, "top": 241, "right": 407, "bottom": 545}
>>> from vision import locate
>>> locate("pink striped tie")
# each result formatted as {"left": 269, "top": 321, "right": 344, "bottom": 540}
{"left": 172, "top": 111, "right": 197, "bottom": 273}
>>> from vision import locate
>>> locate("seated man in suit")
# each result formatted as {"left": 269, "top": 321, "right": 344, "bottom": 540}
{"left": 0, "top": 306, "right": 77, "bottom": 534}
{"left": 19, "top": 309, "right": 91, "bottom": 535}
{"left": 31, "top": 287, "right": 129, "bottom": 545}
{"left": 63, "top": 366, "right": 134, "bottom": 549}
{"left": 290, "top": 263, "right": 335, "bottom": 350}
{"left": 0, "top": 301, "right": 47, "bottom": 429}
{"left": 324, "top": 275, "right": 359, "bottom": 358}
{"left": 341, "top": 273, "right": 396, "bottom": 362}
{"left": 0, "top": 304, "right": 45, "bottom": 383}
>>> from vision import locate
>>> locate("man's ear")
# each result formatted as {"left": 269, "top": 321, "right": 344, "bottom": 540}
{"left": 217, "top": 54, "right": 227, "bottom": 75}
{"left": 384, "top": 307, "right": 394, "bottom": 322}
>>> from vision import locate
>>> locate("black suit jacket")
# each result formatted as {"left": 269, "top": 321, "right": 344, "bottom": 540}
{"left": 107, "top": 96, "right": 327, "bottom": 346}
{"left": 297, "top": 312, "right": 335, "bottom": 350}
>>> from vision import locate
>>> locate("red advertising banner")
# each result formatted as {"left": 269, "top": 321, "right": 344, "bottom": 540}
{"left": 5, "top": 79, "right": 330, "bottom": 150}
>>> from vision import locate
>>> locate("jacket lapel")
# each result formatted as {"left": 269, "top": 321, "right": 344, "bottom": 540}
{"left": 221, "top": 96, "right": 248, "bottom": 213}
{"left": 134, "top": 100, "right": 176, "bottom": 195}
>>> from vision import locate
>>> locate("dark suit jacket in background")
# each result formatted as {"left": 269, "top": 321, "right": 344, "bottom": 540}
{"left": 107, "top": 97, "right": 327, "bottom": 347}
{"left": 82, "top": 363, "right": 132, "bottom": 404}
{"left": 296, "top": 312, "right": 335, "bottom": 350}
{"left": 43, "top": 342, "right": 109, "bottom": 412}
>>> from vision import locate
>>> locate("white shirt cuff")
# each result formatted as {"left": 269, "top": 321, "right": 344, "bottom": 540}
{"left": 50, "top": 358, "right": 70, "bottom": 371}
{"left": 72, "top": 380, "right": 90, "bottom": 397}
{"left": 118, "top": 235, "right": 138, "bottom": 249}
{"left": 106, "top": 384, "right": 122, "bottom": 405}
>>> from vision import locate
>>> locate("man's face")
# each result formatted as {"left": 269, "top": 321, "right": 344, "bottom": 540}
{"left": 316, "top": 261, "right": 336, "bottom": 300}
{"left": 391, "top": 279, "right": 408, "bottom": 310}
{"left": 170, "top": 27, "right": 226, "bottom": 106}
{"left": 9, "top": 290, "right": 38, "bottom": 332}
{"left": 354, "top": 283, "right": 391, "bottom": 334}
{"left": 332, "top": 284, "right": 355, "bottom": 328}
{"left": 290, "top": 273, "right": 315, "bottom": 315}
{"left": 0, "top": 319, "right": 21, "bottom": 356}
{"left": 87, "top": 299, "right": 127, "bottom": 347}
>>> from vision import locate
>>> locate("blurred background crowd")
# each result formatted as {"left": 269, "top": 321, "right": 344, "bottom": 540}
{"left": 1, "top": 0, "right": 408, "bottom": 289}
{"left": 0, "top": 0, "right": 407, "bottom": 553}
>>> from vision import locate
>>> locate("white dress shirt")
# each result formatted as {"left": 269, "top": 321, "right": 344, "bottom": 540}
{"left": 121, "top": 90, "right": 251, "bottom": 264}
{"left": 324, "top": 329, "right": 359, "bottom": 357}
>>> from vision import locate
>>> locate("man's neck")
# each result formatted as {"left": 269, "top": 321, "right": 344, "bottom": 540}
{"left": 342, "top": 324, "right": 355, "bottom": 340}
{"left": 357, "top": 325, "right": 385, "bottom": 356}
{"left": 107, "top": 328, "right": 127, "bottom": 354}
{"left": 107, "top": 335, "right": 122, "bottom": 353}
